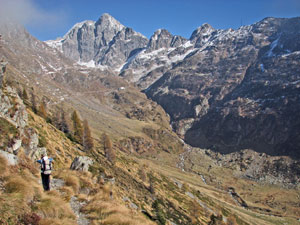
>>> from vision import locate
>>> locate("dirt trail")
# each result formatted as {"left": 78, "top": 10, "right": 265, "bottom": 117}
{"left": 50, "top": 178, "right": 90, "bottom": 225}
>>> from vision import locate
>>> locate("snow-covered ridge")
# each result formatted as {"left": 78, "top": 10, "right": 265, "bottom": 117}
{"left": 45, "top": 38, "right": 64, "bottom": 53}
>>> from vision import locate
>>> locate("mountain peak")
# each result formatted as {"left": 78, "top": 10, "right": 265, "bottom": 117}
{"left": 150, "top": 29, "right": 173, "bottom": 41}
{"left": 190, "top": 23, "right": 215, "bottom": 41}
{"left": 96, "top": 13, "right": 124, "bottom": 29}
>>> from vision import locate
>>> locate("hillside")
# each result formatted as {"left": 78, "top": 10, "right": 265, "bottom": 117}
{"left": 1, "top": 62, "right": 299, "bottom": 225}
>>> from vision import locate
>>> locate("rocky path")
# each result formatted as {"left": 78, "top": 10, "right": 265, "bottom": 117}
{"left": 70, "top": 196, "right": 89, "bottom": 225}
{"left": 50, "top": 178, "right": 90, "bottom": 225}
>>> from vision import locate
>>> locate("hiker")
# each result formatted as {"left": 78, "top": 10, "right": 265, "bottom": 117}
{"left": 37, "top": 154, "right": 53, "bottom": 191}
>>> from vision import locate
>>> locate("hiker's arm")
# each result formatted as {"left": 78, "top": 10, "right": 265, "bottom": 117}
{"left": 36, "top": 159, "right": 42, "bottom": 164}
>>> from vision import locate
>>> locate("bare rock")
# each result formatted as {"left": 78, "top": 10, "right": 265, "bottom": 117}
{"left": 0, "top": 149, "right": 18, "bottom": 165}
{"left": 70, "top": 156, "right": 93, "bottom": 172}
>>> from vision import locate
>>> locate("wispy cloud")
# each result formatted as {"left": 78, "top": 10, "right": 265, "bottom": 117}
{"left": 0, "top": 0, "right": 67, "bottom": 28}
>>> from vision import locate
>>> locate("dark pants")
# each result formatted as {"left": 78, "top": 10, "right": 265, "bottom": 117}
{"left": 41, "top": 173, "right": 50, "bottom": 191}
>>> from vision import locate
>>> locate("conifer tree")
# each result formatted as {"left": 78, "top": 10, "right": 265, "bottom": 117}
{"left": 38, "top": 102, "right": 47, "bottom": 119}
{"left": 71, "top": 110, "right": 83, "bottom": 144}
{"left": 103, "top": 133, "right": 115, "bottom": 164}
{"left": 149, "top": 174, "right": 156, "bottom": 194}
{"left": 22, "top": 88, "right": 29, "bottom": 105}
{"left": 59, "top": 109, "right": 69, "bottom": 134}
{"left": 190, "top": 200, "right": 201, "bottom": 224}
{"left": 30, "top": 92, "right": 37, "bottom": 114}
{"left": 83, "top": 119, "right": 93, "bottom": 151}
{"left": 138, "top": 166, "right": 147, "bottom": 182}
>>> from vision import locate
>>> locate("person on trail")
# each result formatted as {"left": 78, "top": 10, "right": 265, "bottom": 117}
{"left": 37, "top": 154, "right": 53, "bottom": 191}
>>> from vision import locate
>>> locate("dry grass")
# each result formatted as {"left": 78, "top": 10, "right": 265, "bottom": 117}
{"left": 39, "top": 218, "right": 76, "bottom": 225}
{"left": 58, "top": 186, "right": 75, "bottom": 201}
{"left": 36, "top": 192, "right": 75, "bottom": 220}
{"left": 4, "top": 176, "right": 35, "bottom": 201}
{"left": 84, "top": 200, "right": 155, "bottom": 225}
{"left": 101, "top": 212, "right": 156, "bottom": 225}
{"left": 54, "top": 170, "right": 80, "bottom": 193}
{"left": 0, "top": 155, "right": 8, "bottom": 176}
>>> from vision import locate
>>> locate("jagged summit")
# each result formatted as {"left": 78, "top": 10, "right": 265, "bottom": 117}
{"left": 95, "top": 13, "right": 125, "bottom": 33}
{"left": 45, "top": 13, "right": 148, "bottom": 69}
{"left": 190, "top": 23, "right": 215, "bottom": 41}
{"left": 147, "top": 29, "right": 187, "bottom": 51}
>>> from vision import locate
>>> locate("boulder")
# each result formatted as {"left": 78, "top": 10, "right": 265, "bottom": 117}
{"left": 12, "top": 139, "right": 22, "bottom": 153}
{"left": 0, "top": 150, "right": 18, "bottom": 165}
{"left": 70, "top": 156, "right": 93, "bottom": 172}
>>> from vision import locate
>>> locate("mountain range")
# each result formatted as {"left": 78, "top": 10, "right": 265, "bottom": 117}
{"left": 46, "top": 14, "right": 300, "bottom": 159}
{"left": 0, "top": 13, "right": 300, "bottom": 225}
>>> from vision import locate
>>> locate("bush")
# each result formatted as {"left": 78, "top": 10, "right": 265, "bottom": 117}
{"left": 5, "top": 177, "right": 30, "bottom": 194}
{"left": 66, "top": 133, "right": 76, "bottom": 143}
{"left": 152, "top": 199, "right": 166, "bottom": 225}
{"left": 38, "top": 134, "right": 47, "bottom": 147}
{"left": 64, "top": 175, "right": 80, "bottom": 193}
{"left": 20, "top": 213, "right": 41, "bottom": 225}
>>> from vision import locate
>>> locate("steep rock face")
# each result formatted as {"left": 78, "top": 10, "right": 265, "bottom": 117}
{"left": 0, "top": 62, "right": 48, "bottom": 159}
{"left": 46, "top": 13, "right": 148, "bottom": 69}
{"left": 100, "top": 27, "right": 148, "bottom": 68}
{"left": 146, "top": 17, "right": 300, "bottom": 159}
{"left": 147, "top": 29, "right": 186, "bottom": 51}
{"left": 209, "top": 149, "right": 300, "bottom": 185}
{"left": 120, "top": 29, "right": 190, "bottom": 89}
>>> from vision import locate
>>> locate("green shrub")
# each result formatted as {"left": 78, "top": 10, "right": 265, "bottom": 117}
{"left": 38, "top": 134, "right": 47, "bottom": 147}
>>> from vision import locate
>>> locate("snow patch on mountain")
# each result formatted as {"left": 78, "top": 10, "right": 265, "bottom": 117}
{"left": 267, "top": 35, "right": 281, "bottom": 57}
{"left": 45, "top": 38, "right": 63, "bottom": 52}
{"left": 77, "top": 60, "right": 96, "bottom": 68}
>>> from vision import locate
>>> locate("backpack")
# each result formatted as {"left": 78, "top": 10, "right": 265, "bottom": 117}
{"left": 42, "top": 158, "right": 52, "bottom": 175}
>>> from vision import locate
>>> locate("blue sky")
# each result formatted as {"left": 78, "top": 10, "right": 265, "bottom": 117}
{"left": 1, "top": 0, "right": 300, "bottom": 41}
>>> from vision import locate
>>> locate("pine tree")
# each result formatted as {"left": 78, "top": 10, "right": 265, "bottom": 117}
{"left": 71, "top": 110, "right": 83, "bottom": 144}
{"left": 38, "top": 102, "right": 47, "bottom": 119}
{"left": 83, "top": 119, "right": 93, "bottom": 151}
{"left": 149, "top": 175, "right": 156, "bottom": 194}
{"left": 31, "top": 92, "right": 37, "bottom": 114}
{"left": 190, "top": 200, "right": 201, "bottom": 224}
{"left": 138, "top": 167, "right": 147, "bottom": 182}
{"left": 22, "top": 88, "right": 29, "bottom": 105}
{"left": 103, "top": 133, "right": 115, "bottom": 164}
{"left": 59, "top": 109, "right": 69, "bottom": 134}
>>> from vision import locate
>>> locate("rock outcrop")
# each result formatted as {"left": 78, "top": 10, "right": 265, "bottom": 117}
{"left": 0, "top": 150, "right": 18, "bottom": 165}
{"left": 0, "top": 62, "right": 46, "bottom": 159}
{"left": 209, "top": 149, "right": 300, "bottom": 186}
{"left": 70, "top": 156, "right": 94, "bottom": 172}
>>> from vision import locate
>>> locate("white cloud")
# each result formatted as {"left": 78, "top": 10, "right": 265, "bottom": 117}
{"left": 0, "top": 0, "right": 67, "bottom": 28}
